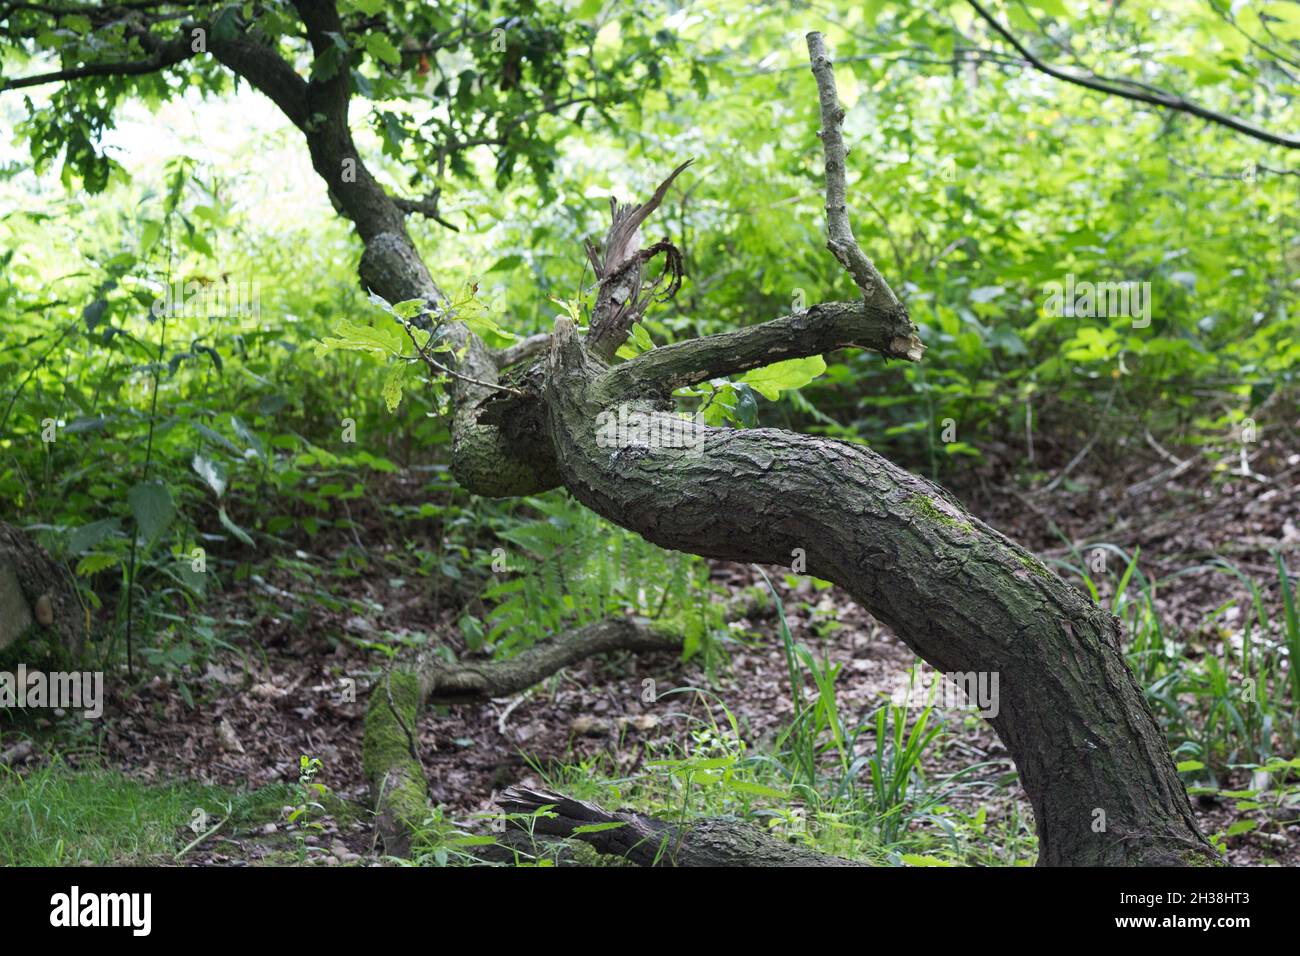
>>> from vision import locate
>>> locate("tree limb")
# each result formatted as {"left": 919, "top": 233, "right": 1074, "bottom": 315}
{"left": 1, "top": 43, "right": 193, "bottom": 90}
{"left": 966, "top": 0, "right": 1300, "bottom": 150}
{"left": 495, "top": 332, "right": 551, "bottom": 368}
{"left": 416, "top": 617, "right": 679, "bottom": 705}
{"left": 391, "top": 193, "right": 460, "bottom": 231}
{"left": 497, "top": 786, "right": 864, "bottom": 866}
{"left": 363, "top": 617, "right": 680, "bottom": 853}
{"left": 807, "top": 31, "right": 905, "bottom": 313}
{"left": 595, "top": 300, "right": 922, "bottom": 401}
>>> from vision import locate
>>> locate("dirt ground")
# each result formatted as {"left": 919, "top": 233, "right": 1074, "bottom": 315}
{"left": 5, "top": 433, "right": 1297, "bottom": 866}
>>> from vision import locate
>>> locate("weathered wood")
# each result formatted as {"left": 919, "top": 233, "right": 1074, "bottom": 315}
{"left": 497, "top": 785, "right": 863, "bottom": 866}
{"left": 0, "top": 522, "right": 85, "bottom": 657}
{"left": 363, "top": 618, "right": 681, "bottom": 855}
{"left": 417, "top": 617, "right": 679, "bottom": 704}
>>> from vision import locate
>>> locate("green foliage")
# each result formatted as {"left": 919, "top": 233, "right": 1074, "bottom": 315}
{"left": 471, "top": 494, "right": 724, "bottom": 664}
{"left": 0, "top": 758, "right": 292, "bottom": 865}
{"left": 1055, "top": 545, "right": 1300, "bottom": 777}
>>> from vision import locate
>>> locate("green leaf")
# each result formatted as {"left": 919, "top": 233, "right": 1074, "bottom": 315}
{"left": 392, "top": 298, "right": 425, "bottom": 320}
{"left": 60, "top": 13, "right": 91, "bottom": 34}
{"left": 76, "top": 553, "right": 120, "bottom": 576}
{"left": 315, "top": 319, "right": 406, "bottom": 358}
{"left": 630, "top": 322, "right": 655, "bottom": 352}
{"left": 570, "top": 821, "right": 627, "bottom": 835}
{"left": 67, "top": 518, "right": 119, "bottom": 554}
{"left": 1026, "top": 0, "right": 1068, "bottom": 17}
{"left": 192, "top": 453, "right": 228, "bottom": 498}
{"left": 444, "top": 834, "right": 498, "bottom": 846}
{"left": 218, "top": 506, "right": 254, "bottom": 546}
{"left": 734, "top": 383, "right": 758, "bottom": 427}
{"left": 311, "top": 45, "right": 346, "bottom": 82}
{"left": 128, "top": 480, "right": 175, "bottom": 545}
{"left": 739, "top": 355, "right": 827, "bottom": 401}
{"left": 140, "top": 220, "right": 162, "bottom": 253}
{"left": 382, "top": 361, "right": 411, "bottom": 412}
{"left": 459, "top": 613, "right": 485, "bottom": 651}
{"left": 724, "top": 779, "right": 787, "bottom": 800}
{"left": 1224, "top": 819, "right": 1257, "bottom": 837}
{"left": 365, "top": 33, "right": 401, "bottom": 67}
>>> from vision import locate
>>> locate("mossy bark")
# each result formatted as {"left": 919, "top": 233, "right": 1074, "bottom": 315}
{"left": 362, "top": 669, "right": 428, "bottom": 856}
{"left": 541, "top": 320, "right": 1218, "bottom": 867}
{"left": 0, "top": 522, "right": 86, "bottom": 658}
{"left": 362, "top": 619, "right": 682, "bottom": 854}
{"left": 498, "top": 786, "right": 864, "bottom": 867}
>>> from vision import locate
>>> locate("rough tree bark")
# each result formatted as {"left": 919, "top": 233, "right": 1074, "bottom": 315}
{"left": 0, "top": 522, "right": 86, "bottom": 657}
{"left": 363, "top": 618, "right": 678, "bottom": 854}
{"left": 69, "top": 5, "right": 1213, "bottom": 866}
{"left": 496, "top": 786, "right": 863, "bottom": 867}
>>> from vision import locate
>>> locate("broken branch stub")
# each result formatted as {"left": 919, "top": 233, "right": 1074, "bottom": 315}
{"left": 584, "top": 160, "right": 693, "bottom": 361}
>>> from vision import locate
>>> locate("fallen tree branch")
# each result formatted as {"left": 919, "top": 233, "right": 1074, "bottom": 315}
{"left": 363, "top": 668, "right": 428, "bottom": 857}
{"left": 497, "top": 785, "right": 863, "bottom": 866}
{"left": 417, "top": 617, "right": 680, "bottom": 705}
{"left": 363, "top": 617, "right": 680, "bottom": 854}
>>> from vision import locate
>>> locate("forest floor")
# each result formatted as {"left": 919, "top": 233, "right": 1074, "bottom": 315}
{"left": 2, "top": 437, "right": 1297, "bottom": 867}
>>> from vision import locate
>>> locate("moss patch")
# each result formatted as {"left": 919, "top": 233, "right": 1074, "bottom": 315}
{"left": 362, "top": 669, "right": 428, "bottom": 836}
{"left": 906, "top": 494, "right": 973, "bottom": 533}
{"left": 1012, "top": 549, "right": 1055, "bottom": 580}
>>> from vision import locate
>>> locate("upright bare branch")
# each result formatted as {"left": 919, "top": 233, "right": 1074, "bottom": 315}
{"left": 806, "top": 31, "right": 907, "bottom": 317}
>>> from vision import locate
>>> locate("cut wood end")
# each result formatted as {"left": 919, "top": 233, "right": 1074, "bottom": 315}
{"left": 891, "top": 334, "right": 926, "bottom": 362}
{"left": 35, "top": 593, "right": 54, "bottom": 626}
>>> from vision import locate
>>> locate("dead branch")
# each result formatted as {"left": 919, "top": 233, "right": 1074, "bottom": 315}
{"left": 363, "top": 617, "right": 680, "bottom": 854}
{"left": 416, "top": 617, "right": 680, "bottom": 704}
{"left": 497, "top": 786, "right": 864, "bottom": 866}
{"left": 584, "top": 160, "right": 693, "bottom": 360}
{"left": 806, "top": 31, "right": 908, "bottom": 319}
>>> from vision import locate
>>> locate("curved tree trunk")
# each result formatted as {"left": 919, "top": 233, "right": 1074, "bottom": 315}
{"left": 541, "top": 321, "right": 1212, "bottom": 865}
{"left": 203, "top": 9, "right": 1214, "bottom": 865}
